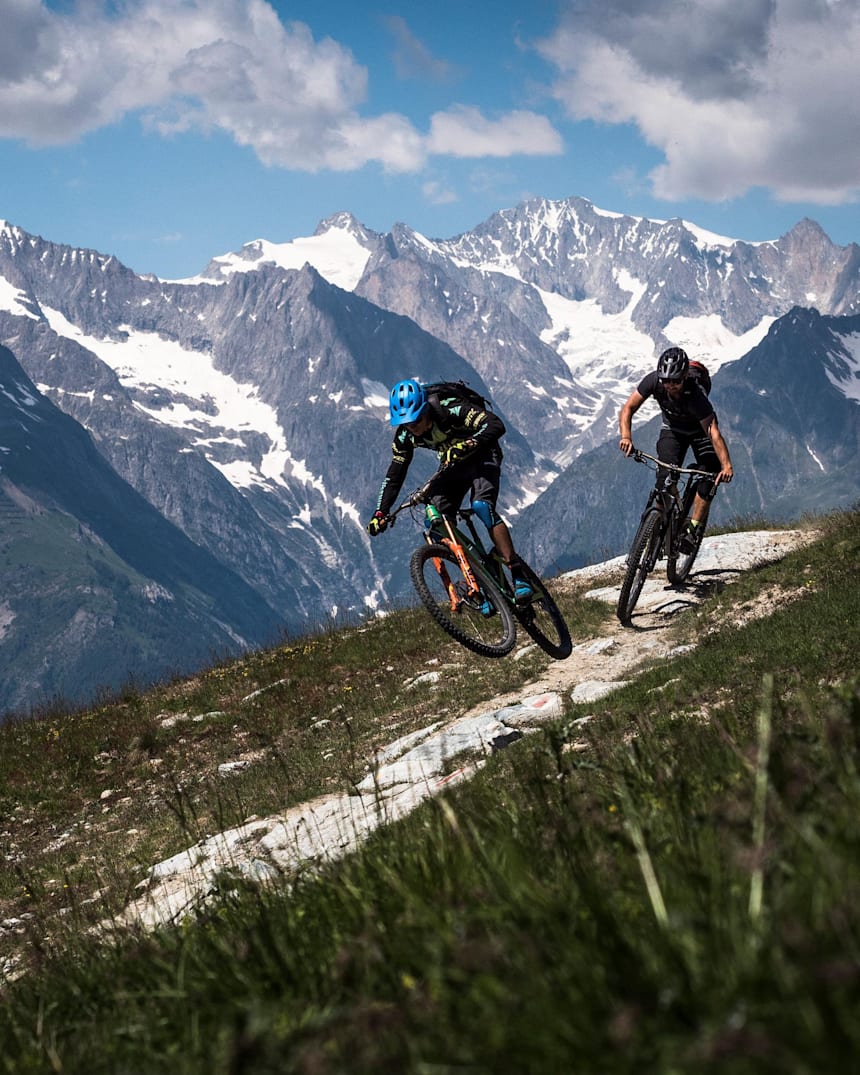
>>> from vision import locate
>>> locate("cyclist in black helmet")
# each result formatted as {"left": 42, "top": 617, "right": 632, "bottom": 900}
{"left": 618, "top": 347, "right": 733, "bottom": 552}
{"left": 366, "top": 378, "right": 533, "bottom": 605}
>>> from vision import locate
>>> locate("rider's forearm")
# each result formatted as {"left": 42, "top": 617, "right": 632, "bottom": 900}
{"left": 465, "top": 407, "right": 505, "bottom": 445}
{"left": 376, "top": 460, "right": 408, "bottom": 514}
{"left": 712, "top": 429, "right": 732, "bottom": 470}
{"left": 619, "top": 392, "right": 644, "bottom": 446}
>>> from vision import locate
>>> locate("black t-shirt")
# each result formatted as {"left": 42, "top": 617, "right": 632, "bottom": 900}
{"left": 637, "top": 371, "right": 714, "bottom": 433}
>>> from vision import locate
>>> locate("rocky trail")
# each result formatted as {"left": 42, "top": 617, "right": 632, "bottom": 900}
{"left": 113, "top": 529, "right": 816, "bottom": 932}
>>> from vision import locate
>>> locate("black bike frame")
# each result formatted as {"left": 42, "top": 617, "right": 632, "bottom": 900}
{"left": 629, "top": 450, "right": 712, "bottom": 566}
{"left": 424, "top": 508, "right": 514, "bottom": 605}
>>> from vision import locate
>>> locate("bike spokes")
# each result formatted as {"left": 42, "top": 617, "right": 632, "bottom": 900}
{"left": 512, "top": 562, "right": 572, "bottom": 659}
{"left": 617, "top": 511, "right": 663, "bottom": 625}
{"left": 410, "top": 543, "right": 517, "bottom": 657}
{"left": 668, "top": 519, "right": 706, "bottom": 584}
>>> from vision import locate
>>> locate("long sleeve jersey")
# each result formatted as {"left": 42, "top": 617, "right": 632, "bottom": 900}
{"left": 374, "top": 394, "right": 506, "bottom": 515}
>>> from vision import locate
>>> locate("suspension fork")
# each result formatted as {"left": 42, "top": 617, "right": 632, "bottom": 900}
{"left": 662, "top": 481, "right": 682, "bottom": 552}
{"left": 426, "top": 515, "right": 482, "bottom": 611}
{"left": 650, "top": 485, "right": 676, "bottom": 563}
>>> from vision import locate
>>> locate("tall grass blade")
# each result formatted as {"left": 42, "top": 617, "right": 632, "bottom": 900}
{"left": 749, "top": 672, "right": 774, "bottom": 923}
{"left": 624, "top": 810, "right": 669, "bottom": 929}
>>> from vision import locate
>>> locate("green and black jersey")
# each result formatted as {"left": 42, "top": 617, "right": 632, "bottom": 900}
{"left": 375, "top": 394, "right": 505, "bottom": 515}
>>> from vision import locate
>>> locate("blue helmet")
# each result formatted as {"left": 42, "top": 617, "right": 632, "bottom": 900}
{"left": 389, "top": 379, "right": 427, "bottom": 427}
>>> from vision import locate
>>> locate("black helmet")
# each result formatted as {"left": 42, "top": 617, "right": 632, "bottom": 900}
{"left": 657, "top": 347, "right": 689, "bottom": 381}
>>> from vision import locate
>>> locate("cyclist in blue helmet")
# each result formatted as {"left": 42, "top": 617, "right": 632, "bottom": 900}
{"left": 366, "top": 377, "right": 533, "bottom": 605}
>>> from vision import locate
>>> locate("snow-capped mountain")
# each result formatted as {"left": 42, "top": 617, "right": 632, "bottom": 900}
{"left": 198, "top": 198, "right": 859, "bottom": 464}
{"left": 514, "top": 307, "right": 860, "bottom": 572}
{"left": 0, "top": 196, "right": 858, "bottom": 712}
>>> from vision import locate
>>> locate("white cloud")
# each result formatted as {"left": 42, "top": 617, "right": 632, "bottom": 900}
{"left": 0, "top": 0, "right": 561, "bottom": 175}
{"left": 541, "top": 0, "right": 860, "bottom": 205}
{"left": 422, "top": 179, "right": 458, "bottom": 205}
{"left": 428, "top": 105, "right": 563, "bottom": 158}
{"left": 383, "top": 15, "right": 458, "bottom": 83}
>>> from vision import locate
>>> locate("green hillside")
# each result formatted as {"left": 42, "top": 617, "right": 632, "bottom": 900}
{"left": 0, "top": 495, "right": 275, "bottom": 717}
{"left": 0, "top": 509, "right": 858, "bottom": 1073}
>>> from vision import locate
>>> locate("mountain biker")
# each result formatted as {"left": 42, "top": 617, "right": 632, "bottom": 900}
{"left": 366, "top": 378, "right": 533, "bottom": 604}
{"left": 618, "top": 347, "right": 734, "bottom": 552}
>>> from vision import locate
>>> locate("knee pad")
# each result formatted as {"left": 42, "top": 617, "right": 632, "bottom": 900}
{"left": 472, "top": 498, "right": 502, "bottom": 529}
{"left": 696, "top": 477, "right": 717, "bottom": 501}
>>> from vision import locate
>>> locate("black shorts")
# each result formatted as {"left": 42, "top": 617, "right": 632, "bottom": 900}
{"left": 657, "top": 427, "right": 719, "bottom": 495}
{"left": 429, "top": 446, "right": 503, "bottom": 518}
{"left": 657, "top": 427, "right": 718, "bottom": 471}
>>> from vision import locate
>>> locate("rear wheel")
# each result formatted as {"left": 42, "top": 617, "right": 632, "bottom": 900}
{"left": 617, "top": 511, "right": 664, "bottom": 626}
{"left": 410, "top": 543, "right": 517, "bottom": 657}
{"left": 512, "top": 561, "right": 572, "bottom": 659}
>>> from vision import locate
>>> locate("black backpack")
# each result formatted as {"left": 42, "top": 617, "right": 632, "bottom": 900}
{"left": 422, "top": 379, "right": 493, "bottom": 412}
{"left": 687, "top": 360, "right": 712, "bottom": 395}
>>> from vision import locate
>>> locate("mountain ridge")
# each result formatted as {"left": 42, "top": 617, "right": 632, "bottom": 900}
{"left": 0, "top": 344, "right": 286, "bottom": 714}
{"left": 0, "top": 195, "right": 858, "bottom": 712}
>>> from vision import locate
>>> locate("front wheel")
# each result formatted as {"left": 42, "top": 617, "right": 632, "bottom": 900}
{"left": 617, "top": 511, "right": 664, "bottom": 626}
{"left": 410, "top": 543, "right": 517, "bottom": 658}
{"left": 667, "top": 494, "right": 710, "bottom": 585}
{"left": 512, "top": 561, "right": 572, "bottom": 660}
{"left": 667, "top": 518, "right": 706, "bottom": 584}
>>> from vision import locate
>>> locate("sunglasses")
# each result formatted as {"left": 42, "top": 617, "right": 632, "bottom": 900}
{"left": 661, "top": 377, "right": 685, "bottom": 385}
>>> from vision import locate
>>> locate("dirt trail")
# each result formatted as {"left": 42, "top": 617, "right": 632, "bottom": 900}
{"left": 471, "top": 527, "right": 816, "bottom": 712}
{"left": 108, "top": 528, "right": 816, "bottom": 933}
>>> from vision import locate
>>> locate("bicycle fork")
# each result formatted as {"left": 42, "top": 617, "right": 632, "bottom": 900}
{"left": 654, "top": 483, "right": 684, "bottom": 561}
{"left": 425, "top": 516, "right": 482, "bottom": 613}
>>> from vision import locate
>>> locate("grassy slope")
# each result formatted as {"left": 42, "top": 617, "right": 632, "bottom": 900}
{"left": 0, "top": 510, "right": 858, "bottom": 1073}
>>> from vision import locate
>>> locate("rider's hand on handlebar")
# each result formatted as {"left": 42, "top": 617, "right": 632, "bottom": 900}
{"left": 366, "top": 511, "right": 388, "bottom": 537}
{"left": 619, "top": 436, "right": 635, "bottom": 457}
{"left": 715, "top": 463, "right": 734, "bottom": 486}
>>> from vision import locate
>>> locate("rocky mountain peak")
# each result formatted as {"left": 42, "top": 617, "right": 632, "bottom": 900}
{"left": 783, "top": 218, "right": 835, "bottom": 245}
{"left": 314, "top": 211, "right": 378, "bottom": 244}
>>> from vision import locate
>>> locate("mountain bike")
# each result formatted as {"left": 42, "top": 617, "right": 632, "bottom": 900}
{"left": 617, "top": 449, "right": 714, "bottom": 626}
{"left": 387, "top": 473, "right": 572, "bottom": 660}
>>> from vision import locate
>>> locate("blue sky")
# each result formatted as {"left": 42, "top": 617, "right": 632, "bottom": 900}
{"left": 1, "top": 0, "right": 858, "bottom": 279}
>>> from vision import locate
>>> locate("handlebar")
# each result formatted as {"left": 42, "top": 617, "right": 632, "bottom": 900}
{"left": 628, "top": 448, "right": 714, "bottom": 480}
{"left": 387, "top": 465, "right": 452, "bottom": 526}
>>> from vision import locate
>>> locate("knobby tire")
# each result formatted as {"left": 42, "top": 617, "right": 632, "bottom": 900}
{"left": 410, "top": 543, "right": 517, "bottom": 658}
{"left": 667, "top": 519, "right": 706, "bottom": 584}
{"left": 666, "top": 492, "right": 705, "bottom": 584}
{"left": 617, "top": 511, "right": 663, "bottom": 625}
{"left": 512, "top": 560, "right": 572, "bottom": 659}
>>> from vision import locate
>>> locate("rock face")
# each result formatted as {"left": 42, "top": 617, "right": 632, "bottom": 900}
{"left": 0, "top": 200, "right": 858, "bottom": 712}
{"left": 354, "top": 201, "right": 860, "bottom": 459}
{"left": 0, "top": 346, "right": 283, "bottom": 714}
